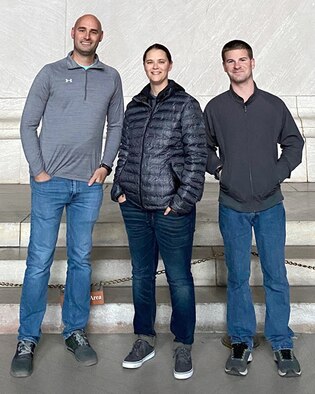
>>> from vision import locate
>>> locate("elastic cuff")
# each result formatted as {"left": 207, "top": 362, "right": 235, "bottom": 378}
{"left": 214, "top": 165, "right": 223, "bottom": 180}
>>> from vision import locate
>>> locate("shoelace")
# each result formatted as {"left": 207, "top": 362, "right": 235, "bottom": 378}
{"left": 18, "top": 341, "right": 34, "bottom": 356}
{"left": 232, "top": 343, "right": 248, "bottom": 359}
{"left": 279, "top": 349, "right": 293, "bottom": 360}
{"left": 73, "top": 331, "right": 89, "bottom": 346}
{"left": 174, "top": 347, "right": 191, "bottom": 362}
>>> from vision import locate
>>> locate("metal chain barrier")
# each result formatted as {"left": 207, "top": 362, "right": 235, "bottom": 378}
{"left": 0, "top": 252, "right": 314, "bottom": 289}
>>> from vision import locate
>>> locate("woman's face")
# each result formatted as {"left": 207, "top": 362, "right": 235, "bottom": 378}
{"left": 144, "top": 49, "right": 173, "bottom": 87}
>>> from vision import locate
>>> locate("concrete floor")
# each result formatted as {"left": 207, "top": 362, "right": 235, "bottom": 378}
{"left": 0, "top": 333, "right": 313, "bottom": 394}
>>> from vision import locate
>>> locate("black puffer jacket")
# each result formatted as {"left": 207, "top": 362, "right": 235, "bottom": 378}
{"left": 111, "top": 80, "right": 207, "bottom": 215}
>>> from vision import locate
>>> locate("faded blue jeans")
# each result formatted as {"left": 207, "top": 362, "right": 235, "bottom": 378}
{"left": 18, "top": 177, "right": 103, "bottom": 343}
{"left": 120, "top": 200, "right": 196, "bottom": 345}
{"left": 219, "top": 202, "right": 294, "bottom": 351}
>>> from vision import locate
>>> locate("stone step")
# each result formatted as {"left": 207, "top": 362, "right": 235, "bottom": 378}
{"left": 0, "top": 247, "right": 216, "bottom": 287}
{"left": 1, "top": 286, "right": 314, "bottom": 334}
{"left": 0, "top": 246, "right": 315, "bottom": 287}
{"left": 0, "top": 183, "right": 315, "bottom": 247}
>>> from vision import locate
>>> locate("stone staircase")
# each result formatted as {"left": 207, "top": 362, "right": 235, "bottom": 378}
{"left": 0, "top": 183, "right": 314, "bottom": 335}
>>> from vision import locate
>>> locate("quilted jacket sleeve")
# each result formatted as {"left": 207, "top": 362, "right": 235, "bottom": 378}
{"left": 169, "top": 98, "right": 207, "bottom": 214}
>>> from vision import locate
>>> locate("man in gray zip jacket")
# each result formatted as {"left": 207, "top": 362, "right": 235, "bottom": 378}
{"left": 10, "top": 14, "right": 124, "bottom": 378}
{"left": 204, "top": 40, "right": 304, "bottom": 378}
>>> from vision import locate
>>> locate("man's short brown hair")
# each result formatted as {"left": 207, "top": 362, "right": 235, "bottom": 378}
{"left": 221, "top": 40, "right": 253, "bottom": 61}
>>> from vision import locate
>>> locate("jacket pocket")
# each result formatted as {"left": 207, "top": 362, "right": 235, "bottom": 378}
{"left": 254, "top": 162, "right": 280, "bottom": 200}
{"left": 170, "top": 161, "right": 184, "bottom": 189}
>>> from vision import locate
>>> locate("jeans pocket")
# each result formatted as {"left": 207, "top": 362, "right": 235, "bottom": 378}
{"left": 92, "top": 181, "right": 104, "bottom": 188}
{"left": 119, "top": 199, "right": 128, "bottom": 208}
{"left": 168, "top": 209, "right": 181, "bottom": 217}
{"left": 32, "top": 176, "right": 53, "bottom": 184}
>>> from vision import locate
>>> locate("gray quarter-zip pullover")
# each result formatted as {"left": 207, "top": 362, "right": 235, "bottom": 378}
{"left": 20, "top": 52, "right": 124, "bottom": 181}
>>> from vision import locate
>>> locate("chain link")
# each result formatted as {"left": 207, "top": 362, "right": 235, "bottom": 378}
{"left": 0, "top": 252, "right": 314, "bottom": 289}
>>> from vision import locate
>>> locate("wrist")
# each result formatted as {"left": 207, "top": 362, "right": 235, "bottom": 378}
{"left": 99, "top": 163, "right": 112, "bottom": 175}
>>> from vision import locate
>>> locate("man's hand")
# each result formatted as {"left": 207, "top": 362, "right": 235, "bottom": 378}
{"left": 88, "top": 167, "right": 108, "bottom": 186}
{"left": 118, "top": 194, "right": 126, "bottom": 203}
{"left": 214, "top": 165, "right": 223, "bottom": 181}
{"left": 34, "top": 171, "right": 51, "bottom": 182}
{"left": 164, "top": 206, "right": 172, "bottom": 216}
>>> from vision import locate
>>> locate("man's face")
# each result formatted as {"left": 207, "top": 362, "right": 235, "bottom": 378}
{"left": 223, "top": 49, "right": 255, "bottom": 84}
{"left": 71, "top": 15, "right": 103, "bottom": 57}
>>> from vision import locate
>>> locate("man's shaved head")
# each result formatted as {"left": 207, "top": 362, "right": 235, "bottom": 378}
{"left": 74, "top": 14, "right": 102, "bottom": 32}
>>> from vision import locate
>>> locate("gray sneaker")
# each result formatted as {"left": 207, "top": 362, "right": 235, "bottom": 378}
{"left": 173, "top": 346, "right": 193, "bottom": 380}
{"left": 274, "top": 349, "right": 301, "bottom": 377}
{"left": 225, "top": 342, "right": 253, "bottom": 376}
{"left": 122, "top": 339, "right": 155, "bottom": 368}
{"left": 10, "top": 340, "right": 36, "bottom": 378}
{"left": 65, "top": 330, "right": 98, "bottom": 366}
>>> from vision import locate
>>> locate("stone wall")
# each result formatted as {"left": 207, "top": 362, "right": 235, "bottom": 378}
{"left": 1, "top": 0, "right": 314, "bottom": 183}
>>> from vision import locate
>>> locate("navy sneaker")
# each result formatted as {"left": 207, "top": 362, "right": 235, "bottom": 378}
{"left": 122, "top": 339, "right": 155, "bottom": 368}
{"left": 173, "top": 346, "right": 193, "bottom": 380}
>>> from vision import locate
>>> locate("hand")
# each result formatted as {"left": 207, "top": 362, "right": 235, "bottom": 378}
{"left": 88, "top": 167, "right": 108, "bottom": 186}
{"left": 214, "top": 166, "right": 223, "bottom": 181}
{"left": 118, "top": 194, "right": 126, "bottom": 203}
{"left": 164, "top": 206, "right": 172, "bottom": 216}
{"left": 34, "top": 171, "right": 51, "bottom": 182}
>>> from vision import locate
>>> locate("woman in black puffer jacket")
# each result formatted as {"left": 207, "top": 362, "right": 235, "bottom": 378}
{"left": 111, "top": 44, "right": 207, "bottom": 380}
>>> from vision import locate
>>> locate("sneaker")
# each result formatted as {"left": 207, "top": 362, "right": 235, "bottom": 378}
{"left": 225, "top": 342, "right": 253, "bottom": 376}
{"left": 274, "top": 349, "right": 301, "bottom": 377}
{"left": 65, "top": 330, "right": 98, "bottom": 366}
{"left": 173, "top": 346, "right": 193, "bottom": 380}
{"left": 10, "top": 340, "right": 36, "bottom": 378}
{"left": 122, "top": 339, "right": 155, "bottom": 369}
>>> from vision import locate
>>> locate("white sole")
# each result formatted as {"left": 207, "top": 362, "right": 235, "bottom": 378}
{"left": 122, "top": 350, "right": 155, "bottom": 369}
{"left": 174, "top": 368, "right": 194, "bottom": 380}
{"left": 277, "top": 367, "right": 302, "bottom": 377}
{"left": 225, "top": 367, "right": 248, "bottom": 376}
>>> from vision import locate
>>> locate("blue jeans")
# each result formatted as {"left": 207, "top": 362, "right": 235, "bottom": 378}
{"left": 120, "top": 200, "right": 196, "bottom": 345}
{"left": 219, "top": 202, "right": 294, "bottom": 351}
{"left": 18, "top": 177, "right": 103, "bottom": 343}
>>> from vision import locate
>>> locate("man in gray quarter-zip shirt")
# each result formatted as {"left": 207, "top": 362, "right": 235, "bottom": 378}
{"left": 10, "top": 14, "right": 124, "bottom": 378}
{"left": 204, "top": 40, "right": 303, "bottom": 378}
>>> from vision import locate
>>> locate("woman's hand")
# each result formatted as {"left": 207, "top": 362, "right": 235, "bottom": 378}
{"left": 164, "top": 206, "right": 172, "bottom": 215}
{"left": 118, "top": 194, "right": 127, "bottom": 203}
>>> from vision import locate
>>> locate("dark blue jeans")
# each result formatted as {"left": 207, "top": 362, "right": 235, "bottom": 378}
{"left": 120, "top": 200, "right": 196, "bottom": 345}
{"left": 18, "top": 177, "right": 103, "bottom": 343}
{"left": 219, "top": 202, "right": 294, "bottom": 350}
